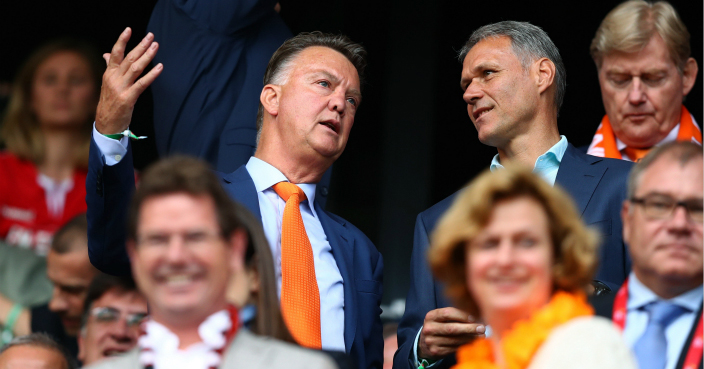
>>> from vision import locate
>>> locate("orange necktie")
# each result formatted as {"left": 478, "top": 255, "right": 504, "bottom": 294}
{"left": 623, "top": 146, "right": 651, "bottom": 162}
{"left": 272, "top": 182, "right": 322, "bottom": 349}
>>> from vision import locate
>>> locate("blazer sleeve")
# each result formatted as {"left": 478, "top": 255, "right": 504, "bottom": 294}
{"left": 85, "top": 137, "right": 135, "bottom": 276}
{"left": 169, "top": 0, "right": 280, "bottom": 35}
{"left": 394, "top": 213, "right": 453, "bottom": 369}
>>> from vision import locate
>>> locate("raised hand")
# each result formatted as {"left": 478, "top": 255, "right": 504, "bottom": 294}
{"left": 418, "top": 307, "right": 486, "bottom": 360}
{"left": 95, "top": 27, "right": 163, "bottom": 135}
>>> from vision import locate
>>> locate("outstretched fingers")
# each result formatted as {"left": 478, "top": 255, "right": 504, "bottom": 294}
{"left": 131, "top": 62, "right": 163, "bottom": 97}
{"left": 108, "top": 27, "right": 132, "bottom": 69}
{"left": 120, "top": 32, "right": 156, "bottom": 80}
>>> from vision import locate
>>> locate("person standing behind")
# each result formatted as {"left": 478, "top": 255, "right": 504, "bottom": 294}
{"left": 592, "top": 141, "right": 703, "bottom": 369}
{"left": 0, "top": 40, "right": 102, "bottom": 255}
{"left": 84, "top": 156, "right": 336, "bottom": 369}
{"left": 587, "top": 0, "right": 701, "bottom": 162}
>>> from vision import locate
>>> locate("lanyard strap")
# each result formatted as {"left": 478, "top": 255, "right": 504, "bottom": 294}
{"left": 613, "top": 279, "right": 703, "bottom": 369}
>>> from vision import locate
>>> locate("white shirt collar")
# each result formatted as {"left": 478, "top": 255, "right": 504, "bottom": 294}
{"left": 245, "top": 157, "right": 318, "bottom": 207}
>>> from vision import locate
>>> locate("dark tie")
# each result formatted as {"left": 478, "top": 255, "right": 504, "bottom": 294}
{"left": 633, "top": 301, "right": 686, "bottom": 369}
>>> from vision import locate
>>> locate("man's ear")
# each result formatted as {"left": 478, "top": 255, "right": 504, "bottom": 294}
{"left": 228, "top": 229, "right": 248, "bottom": 273}
{"left": 535, "top": 58, "right": 556, "bottom": 95}
{"left": 621, "top": 201, "right": 632, "bottom": 246}
{"left": 126, "top": 240, "right": 138, "bottom": 273}
{"left": 260, "top": 85, "right": 281, "bottom": 118}
{"left": 682, "top": 57, "right": 698, "bottom": 97}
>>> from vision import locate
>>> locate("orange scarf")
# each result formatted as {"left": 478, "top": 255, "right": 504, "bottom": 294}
{"left": 586, "top": 106, "right": 702, "bottom": 160}
{"left": 452, "top": 291, "right": 593, "bottom": 369}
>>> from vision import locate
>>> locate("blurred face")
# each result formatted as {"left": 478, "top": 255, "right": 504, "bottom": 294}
{"left": 47, "top": 243, "right": 98, "bottom": 336}
{"left": 598, "top": 35, "right": 697, "bottom": 148}
{"left": 383, "top": 334, "right": 398, "bottom": 369}
{"left": 461, "top": 36, "right": 539, "bottom": 148}
{"left": 623, "top": 155, "right": 703, "bottom": 290}
{"left": 129, "top": 193, "right": 244, "bottom": 325}
{"left": 0, "top": 345, "right": 67, "bottom": 369}
{"left": 31, "top": 51, "right": 97, "bottom": 128}
{"left": 466, "top": 197, "right": 553, "bottom": 326}
{"left": 78, "top": 288, "right": 148, "bottom": 366}
{"left": 272, "top": 46, "right": 361, "bottom": 163}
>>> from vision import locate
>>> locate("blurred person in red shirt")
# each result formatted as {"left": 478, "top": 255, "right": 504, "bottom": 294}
{"left": 0, "top": 39, "right": 103, "bottom": 255}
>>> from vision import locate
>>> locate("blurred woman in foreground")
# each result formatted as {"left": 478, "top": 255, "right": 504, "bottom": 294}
{"left": 0, "top": 40, "right": 102, "bottom": 255}
{"left": 429, "top": 166, "right": 636, "bottom": 369}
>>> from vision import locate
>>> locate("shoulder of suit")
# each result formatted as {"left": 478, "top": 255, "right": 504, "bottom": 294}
{"left": 227, "top": 330, "right": 337, "bottom": 368}
{"left": 420, "top": 190, "right": 461, "bottom": 223}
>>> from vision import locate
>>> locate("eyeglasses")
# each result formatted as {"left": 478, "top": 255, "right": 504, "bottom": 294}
{"left": 630, "top": 195, "right": 704, "bottom": 222}
{"left": 90, "top": 307, "right": 148, "bottom": 327}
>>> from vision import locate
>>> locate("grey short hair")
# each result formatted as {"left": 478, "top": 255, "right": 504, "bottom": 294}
{"left": 591, "top": 0, "right": 691, "bottom": 72}
{"left": 0, "top": 333, "right": 77, "bottom": 369}
{"left": 458, "top": 21, "right": 567, "bottom": 115}
{"left": 627, "top": 141, "right": 703, "bottom": 199}
{"left": 255, "top": 32, "right": 367, "bottom": 143}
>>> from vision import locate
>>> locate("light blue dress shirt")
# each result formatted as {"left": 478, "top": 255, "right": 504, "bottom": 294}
{"left": 489, "top": 135, "right": 568, "bottom": 186}
{"left": 92, "top": 129, "right": 347, "bottom": 351}
{"left": 245, "top": 157, "right": 345, "bottom": 352}
{"left": 623, "top": 273, "right": 702, "bottom": 369}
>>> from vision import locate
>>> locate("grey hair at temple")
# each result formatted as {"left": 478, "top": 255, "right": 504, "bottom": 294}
{"left": 458, "top": 21, "right": 567, "bottom": 114}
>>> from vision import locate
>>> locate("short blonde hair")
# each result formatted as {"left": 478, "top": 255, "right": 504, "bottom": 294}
{"left": 1, "top": 39, "right": 103, "bottom": 169}
{"left": 428, "top": 165, "right": 599, "bottom": 318}
{"left": 590, "top": 0, "right": 691, "bottom": 72}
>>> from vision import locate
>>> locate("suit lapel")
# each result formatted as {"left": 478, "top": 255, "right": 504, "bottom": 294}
{"left": 555, "top": 144, "right": 607, "bottom": 217}
{"left": 219, "top": 166, "right": 262, "bottom": 220}
{"left": 315, "top": 201, "right": 356, "bottom": 353}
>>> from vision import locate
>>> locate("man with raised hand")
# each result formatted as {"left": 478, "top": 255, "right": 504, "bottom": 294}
{"left": 87, "top": 30, "right": 382, "bottom": 369}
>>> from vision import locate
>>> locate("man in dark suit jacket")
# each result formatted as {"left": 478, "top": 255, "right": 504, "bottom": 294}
{"left": 394, "top": 21, "right": 633, "bottom": 369}
{"left": 87, "top": 31, "right": 382, "bottom": 369}
{"left": 146, "top": 0, "right": 290, "bottom": 173}
{"left": 592, "top": 142, "right": 703, "bottom": 369}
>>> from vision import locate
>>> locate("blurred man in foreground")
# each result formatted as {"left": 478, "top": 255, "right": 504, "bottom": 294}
{"left": 85, "top": 157, "right": 335, "bottom": 369}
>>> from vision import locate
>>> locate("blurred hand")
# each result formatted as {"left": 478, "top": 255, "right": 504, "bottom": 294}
{"left": 418, "top": 307, "right": 485, "bottom": 360}
{"left": 95, "top": 27, "right": 162, "bottom": 135}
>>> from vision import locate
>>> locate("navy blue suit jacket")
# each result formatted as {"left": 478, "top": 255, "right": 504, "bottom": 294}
{"left": 147, "top": 0, "right": 290, "bottom": 173}
{"left": 86, "top": 139, "right": 384, "bottom": 369}
{"left": 146, "top": 0, "right": 334, "bottom": 206}
{"left": 393, "top": 144, "right": 634, "bottom": 369}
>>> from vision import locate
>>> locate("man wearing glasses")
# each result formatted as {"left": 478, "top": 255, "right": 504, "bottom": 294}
{"left": 593, "top": 141, "right": 703, "bottom": 369}
{"left": 78, "top": 274, "right": 148, "bottom": 367}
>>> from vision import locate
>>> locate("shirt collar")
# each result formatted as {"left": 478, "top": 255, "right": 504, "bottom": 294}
{"left": 490, "top": 135, "right": 568, "bottom": 171}
{"left": 627, "top": 272, "right": 703, "bottom": 312}
{"left": 245, "top": 157, "right": 317, "bottom": 205}
{"left": 616, "top": 123, "right": 681, "bottom": 152}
